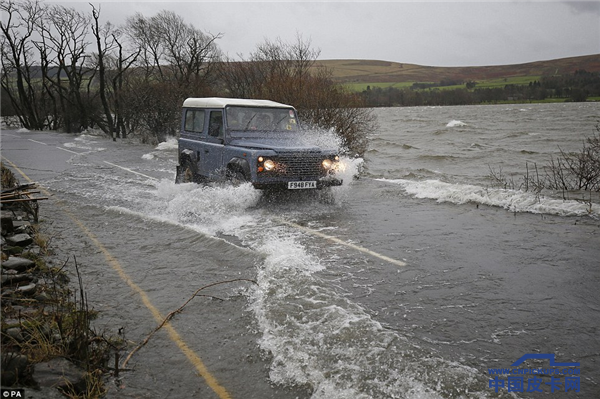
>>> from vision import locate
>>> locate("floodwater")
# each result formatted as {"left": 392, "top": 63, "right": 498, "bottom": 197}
{"left": 2, "top": 102, "right": 599, "bottom": 398}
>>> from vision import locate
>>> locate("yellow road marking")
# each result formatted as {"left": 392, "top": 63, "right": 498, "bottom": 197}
{"left": 275, "top": 217, "right": 407, "bottom": 267}
{"left": 2, "top": 156, "right": 233, "bottom": 399}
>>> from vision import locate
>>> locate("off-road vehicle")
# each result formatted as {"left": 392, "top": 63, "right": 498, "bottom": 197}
{"left": 176, "top": 97, "right": 343, "bottom": 190}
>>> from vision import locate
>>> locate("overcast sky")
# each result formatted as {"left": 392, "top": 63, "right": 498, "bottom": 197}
{"left": 51, "top": 0, "right": 599, "bottom": 67}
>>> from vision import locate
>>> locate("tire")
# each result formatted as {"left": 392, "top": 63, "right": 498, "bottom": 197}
{"left": 227, "top": 168, "right": 247, "bottom": 186}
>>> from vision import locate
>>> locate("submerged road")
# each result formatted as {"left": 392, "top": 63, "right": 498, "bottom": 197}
{"left": 2, "top": 128, "right": 599, "bottom": 398}
{"left": 2, "top": 130, "right": 312, "bottom": 399}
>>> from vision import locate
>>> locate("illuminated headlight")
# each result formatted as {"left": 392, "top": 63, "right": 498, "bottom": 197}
{"left": 322, "top": 159, "right": 333, "bottom": 169}
{"left": 263, "top": 159, "right": 276, "bottom": 171}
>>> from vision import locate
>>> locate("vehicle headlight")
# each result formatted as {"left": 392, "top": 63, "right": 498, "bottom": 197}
{"left": 263, "top": 159, "right": 276, "bottom": 171}
{"left": 322, "top": 159, "right": 333, "bottom": 169}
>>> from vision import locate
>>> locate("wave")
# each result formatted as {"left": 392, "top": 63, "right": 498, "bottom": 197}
{"left": 506, "top": 131, "right": 530, "bottom": 138}
{"left": 466, "top": 143, "right": 491, "bottom": 151}
{"left": 369, "top": 139, "right": 419, "bottom": 151}
{"left": 378, "top": 178, "right": 598, "bottom": 217}
{"left": 362, "top": 167, "right": 442, "bottom": 181}
{"left": 446, "top": 120, "right": 467, "bottom": 128}
{"left": 249, "top": 233, "right": 495, "bottom": 399}
{"left": 519, "top": 149, "right": 538, "bottom": 155}
{"left": 418, "top": 154, "right": 461, "bottom": 161}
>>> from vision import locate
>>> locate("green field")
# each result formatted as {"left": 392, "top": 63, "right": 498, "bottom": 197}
{"left": 343, "top": 75, "right": 543, "bottom": 93}
{"left": 343, "top": 82, "right": 415, "bottom": 91}
{"left": 319, "top": 54, "right": 600, "bottom": 95}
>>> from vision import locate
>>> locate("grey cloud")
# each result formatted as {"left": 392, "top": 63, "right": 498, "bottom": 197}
{"left": 564, "top": 1, "right": 600, "bottom": 15}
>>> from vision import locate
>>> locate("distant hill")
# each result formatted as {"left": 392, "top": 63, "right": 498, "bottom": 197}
{"left": 315, "top": 54, "right": 600, "bottom": 86}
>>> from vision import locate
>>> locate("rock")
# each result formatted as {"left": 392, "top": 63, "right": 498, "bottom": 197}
{"left": 2, "top": 268, "right": 19, "bottom": 275}
{"left": 34, "top": 291, "right": 51, "bottom": 302}
{"left": 13, "top": 220, "right": 31, "bottom": 229}
{"left": 3, "top": 318, "right": 22, "bottom": 328}
{"left": 1, "top": 352, "right": 32, "bottom": 386}
{"left": 2, "top": 257, "right": 35, "bottom": 272}
{"left": 3, "top": 245, "right": 24, "bottom": 255}
{"left": 1, "top": 273, "right": 33, "bottom": 285}
{"left": 6, "top": 233, "right": 33, "bottom": 247}
{"left": 16, "top": 282, "right": 37, "bottom": 296}
{"left": 5, "top": 327, "right": 25, "bottom": 343}
{"left": 1, "top": 215, "right": 14, "bottom": 234}
{"left": 33, "top": 357, "right": 87, "bottom": 393}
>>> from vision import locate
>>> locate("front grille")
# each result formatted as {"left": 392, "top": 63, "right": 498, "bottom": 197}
{"left": 271, "top": 155, "right": 326, "bottom": 177}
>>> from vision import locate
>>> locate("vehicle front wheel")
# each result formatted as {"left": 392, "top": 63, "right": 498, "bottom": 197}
{"left": 227, "top": 168, "right": 248, "bottom": 186}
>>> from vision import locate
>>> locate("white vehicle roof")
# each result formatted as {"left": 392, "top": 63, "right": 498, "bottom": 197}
{"left": 183, "top": 97, "right": 293, "bottom": 109}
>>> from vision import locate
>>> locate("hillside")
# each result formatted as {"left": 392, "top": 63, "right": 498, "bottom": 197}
{"left": 315, "top": 54, "right": 600, "bottom": 86}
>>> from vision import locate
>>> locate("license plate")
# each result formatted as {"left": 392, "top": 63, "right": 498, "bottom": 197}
{"left": 288, "top": 181, "right": 317, "bottom": 190}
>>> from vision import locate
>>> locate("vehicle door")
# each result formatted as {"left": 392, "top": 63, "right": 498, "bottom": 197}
{"left": 199, "top": 110, "right": 225, "bottom": 179}
{"left": 180, "top": 108, "right": 207, "bottom": 178}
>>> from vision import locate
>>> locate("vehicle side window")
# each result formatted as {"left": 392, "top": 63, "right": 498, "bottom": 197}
{"left": 184, "top": 109, "right": 205, "bottom": 133}
{"left": 208, "top": 111, "right": 223, "bottom": 137}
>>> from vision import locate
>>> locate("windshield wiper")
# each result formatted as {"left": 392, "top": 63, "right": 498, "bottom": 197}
{"left": 244, "top": 113, "right": 257, "bottom": 131}
{"left": 274, "top": 115, "right": 288, "bottom": 127}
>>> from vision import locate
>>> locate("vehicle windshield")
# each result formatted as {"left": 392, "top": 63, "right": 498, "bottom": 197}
{"left": 226, "top": 106, "right": 299, "bottom": 133}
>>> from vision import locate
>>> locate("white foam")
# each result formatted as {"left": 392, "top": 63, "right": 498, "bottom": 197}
{"left": 248, "top": 233, "right": 489, "bottom": 399}
{"left": 379, "top": 178, "right": 598, "bottom": 217}
{"left": 446, "top": 120, "right": 467, "bottom": 127}
{"left": 143, "top": 137, "right": 186, "bottom": 160}
{"left": 63, "top": 134, "right": 107, "bottom": 152}
{"left": 155, "top": 136, "right": 178, "bottom": 151}
{"left": 150, "top": 179, "right": 261, "bottom": 235}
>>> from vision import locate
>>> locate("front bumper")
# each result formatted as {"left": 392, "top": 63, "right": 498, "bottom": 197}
{"left": 252, "top": 176, "right": 343, "bottom": 190}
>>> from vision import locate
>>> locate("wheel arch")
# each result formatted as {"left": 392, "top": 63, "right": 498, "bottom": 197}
{"left": 226, "top": 157, "right": 251, "bottom": 179}
{"left": 178, "top": 148, "right": 197, "bottom": 166}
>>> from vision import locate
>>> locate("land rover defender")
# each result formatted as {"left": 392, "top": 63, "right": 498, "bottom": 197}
{"left": 176, "top": 97, "right": 344, "bottom": 190}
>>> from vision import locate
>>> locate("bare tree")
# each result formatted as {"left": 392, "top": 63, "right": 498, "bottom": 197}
{"left": 1, "top": 0, "right": 47, "bottom": 129}
{"left": 89, "top": 4, "right": 115, "bottom": 138}
{"left": 124, "top": 10, "right": 222, "bottom": 142}
{"left": 545, "top": 131, "right": 600, "bottom": 192}
{"left": 89, "top": 4, "right": 140, "bottom": 140}
{"left": 106, "top": 32, "right": 140, "bottom": 139}
{"left": 489, "top": 126, "right": 600, "bottom": 197}
{"left": 126, "top": 10, "right": 221, "bottom": 89}
{"left": 34, "top": 4, "right": 94, "bottom": 132}
{"left": 154, "top": 10, "right": 222, "bottom": 89}
{"left": 219, "top": 35, "right": 375, "bottom": 156}
{"left": 125, "top": 12, "right": 164, "bottom": 81}
{"left": 217, "top": 59, "right": 262, "bottom": 99}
